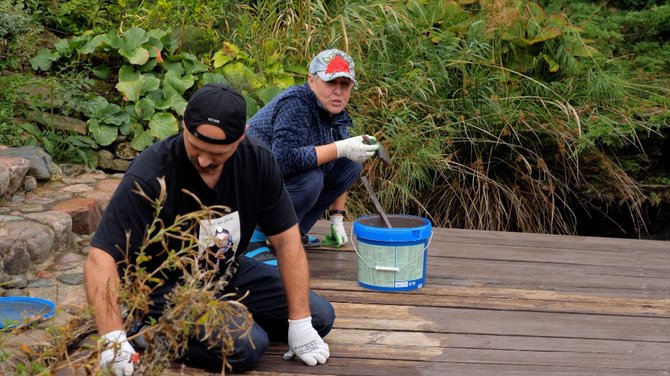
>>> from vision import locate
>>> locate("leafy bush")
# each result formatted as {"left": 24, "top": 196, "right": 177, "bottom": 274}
{"left": 7, "top": 0, "right": 670, "bottom": 237}
{"left": 0, "top": 2, "right": 43, "bottom": 69}
{"left": 21, "top": 0, "right": 122, "bottom": 35}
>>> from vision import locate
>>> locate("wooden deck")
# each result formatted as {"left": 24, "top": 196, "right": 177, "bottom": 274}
{"left": 245, "top": 220, "right": 670, "bottom": 376}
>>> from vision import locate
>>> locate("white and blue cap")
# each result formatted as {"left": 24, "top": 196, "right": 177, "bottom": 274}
{"left": 308, "top": 49, "right": 357, "bottom": 86}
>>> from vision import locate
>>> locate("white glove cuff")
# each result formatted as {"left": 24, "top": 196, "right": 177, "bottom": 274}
{"left": 288, "top": 316, "right": 313, "bottom": 328}
{"left": 330, "top": 214, "right": 344, "bottom": 223}
{"left": 101, "top": 330, "right": 128, "bottom": 344}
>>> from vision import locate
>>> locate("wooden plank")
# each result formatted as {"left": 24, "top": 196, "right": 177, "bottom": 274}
{"left": 309, "top": 220, "right": 670, "bottom": 253}
{"left": 250, "top": 354, "right": 670, "bottom": 376}
{"left": 325, "top": 303, "right": 670, "bottom": 342}
{"left": 305, "top": 250, "right": 670, "bottom": 296}
{"left": 310, "top": 280, "right": 670, "bottom": 317}
{"left": 434, "top": 243, "right": 670, "bottom": 268}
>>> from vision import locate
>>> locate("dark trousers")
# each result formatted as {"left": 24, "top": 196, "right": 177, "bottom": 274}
{"left": 284, "top": 158, "right": 362, "bottom": 234}
{"left": 180, "top": 256, "right": 336, "bottom": 372}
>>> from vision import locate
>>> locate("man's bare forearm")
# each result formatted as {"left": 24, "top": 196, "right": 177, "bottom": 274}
{"left": 271, "top": 225, "right": 312, "bottom": 320}
{"left": 84, "top": 247, "right": 124, "bottom": 335}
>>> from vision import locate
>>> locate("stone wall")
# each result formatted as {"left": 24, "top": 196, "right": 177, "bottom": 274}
{"left": 0, "top": 145, "right": 121, "bottom": 291}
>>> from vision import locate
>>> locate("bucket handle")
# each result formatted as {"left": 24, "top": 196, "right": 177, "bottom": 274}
{"left": 349, "top": 226, "right": 432, "bottom": 272}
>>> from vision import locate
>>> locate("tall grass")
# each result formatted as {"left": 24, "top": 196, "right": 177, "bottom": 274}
{"left": 20, "top": 0, "right": 670, "bottom": 236}
{"left": 273, "top": 0, "right": 667, "bottom": 235}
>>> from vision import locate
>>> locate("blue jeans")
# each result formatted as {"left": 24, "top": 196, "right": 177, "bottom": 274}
{"left": 285, "top": 158, "right": 362, "bottom": 234}
{"left": 180, "top": 256, "right": 336, "bottom": 372}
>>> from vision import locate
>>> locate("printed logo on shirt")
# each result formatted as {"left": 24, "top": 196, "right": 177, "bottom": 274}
{"left": 198, "top": 212, "right": 241, "bottom": 279}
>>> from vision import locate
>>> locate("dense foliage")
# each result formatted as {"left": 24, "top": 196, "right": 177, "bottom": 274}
{"left": 1, "top": 0, "right": 669, "bottom": 238}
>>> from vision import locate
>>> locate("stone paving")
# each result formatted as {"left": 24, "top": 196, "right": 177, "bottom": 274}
{"left": 0, "top": 151, "right": 123, "bottom": 373}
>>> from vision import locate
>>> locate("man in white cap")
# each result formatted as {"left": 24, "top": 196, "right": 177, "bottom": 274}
{"left": 247, "top": 49, "right": 379, "bottom": 257}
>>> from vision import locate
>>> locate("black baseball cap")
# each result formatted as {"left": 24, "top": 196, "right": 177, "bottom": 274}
{"left": 183, "top": 83, "right": 247, "bottom": 144}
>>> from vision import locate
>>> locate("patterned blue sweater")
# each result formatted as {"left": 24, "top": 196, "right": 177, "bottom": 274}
{"left": 247, "top": 84, "right": 353, "bottom": 178}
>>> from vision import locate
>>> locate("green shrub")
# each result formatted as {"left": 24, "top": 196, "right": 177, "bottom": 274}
{"left": 21, "top": 0, "right": 121, "bottom": 35}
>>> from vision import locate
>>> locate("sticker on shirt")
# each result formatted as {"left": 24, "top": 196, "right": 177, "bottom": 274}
{"left": 198, "top": 212, "right": 241, "bottom": 254}
{"left": 198, "top": 212, "right": 241, "bottom": 278}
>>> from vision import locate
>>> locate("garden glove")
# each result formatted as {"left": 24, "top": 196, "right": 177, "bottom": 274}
{"left": 335, "top": 135, "right": 380, "bottom": 163}
{"left": 325, "top": 213, "right": 347, "bottom": 247}
{"left": 100, "top": 330, "right": 136, "bottom": 376}
{"left": 284, "top": 316, "right": 330, "bottom": 366}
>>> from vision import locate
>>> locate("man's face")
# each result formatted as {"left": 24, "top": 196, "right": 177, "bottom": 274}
{"left": 307, "top": 75, "right": 354, "bottom": 115}
{"left": 183, "top": 122, "right": 245, "bottom": 174}
{"left": 214, "top": 233, "right": 229, "bottom": 249}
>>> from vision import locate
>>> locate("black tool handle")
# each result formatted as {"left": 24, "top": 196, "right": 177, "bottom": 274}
{"left": 360, "top": 176, "right": 392, "bottom": 228}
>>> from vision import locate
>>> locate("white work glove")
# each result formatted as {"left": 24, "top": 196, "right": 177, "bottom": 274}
{"left": 284, "top": 316, "right": 330, "bottom": 366}
{"left": 100, "top": 330, "right": 136, "bottom": 376}
{"left": 330, "top": 214, "right": 348, "bottom": 246}
{"left": 335, "top": 135, "right": 380, "bottom": 163}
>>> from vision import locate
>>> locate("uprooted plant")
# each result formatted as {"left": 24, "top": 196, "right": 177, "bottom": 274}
{"left": 2, "top": 177, "right": 251, "bottom": 375}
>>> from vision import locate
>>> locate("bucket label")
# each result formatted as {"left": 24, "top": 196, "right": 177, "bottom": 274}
{"left": 357, "top": 242, "right": 425, "bottom": 288}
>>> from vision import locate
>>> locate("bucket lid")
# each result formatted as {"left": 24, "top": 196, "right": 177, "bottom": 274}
{"left": 354, "top": 214, "right": 432, "bottom": 242}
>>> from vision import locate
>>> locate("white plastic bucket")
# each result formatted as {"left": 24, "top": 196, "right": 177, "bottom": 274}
{"left": 353, "top": 214, "right": 432, "bottom": 292}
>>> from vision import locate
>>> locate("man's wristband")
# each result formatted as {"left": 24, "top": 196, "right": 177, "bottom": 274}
{"left": 329, "top": 209, "right": 346, "bottom": 216}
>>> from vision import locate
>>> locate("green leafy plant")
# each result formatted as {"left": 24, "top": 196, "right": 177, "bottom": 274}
{"left": 211, "top": 40, "right": 298, "bottom": 115}
{"left": 31, "top": 26, "right": 206, "bottom": 151}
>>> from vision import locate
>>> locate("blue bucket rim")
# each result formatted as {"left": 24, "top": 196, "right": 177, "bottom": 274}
{"left": 0, "top": 296, "right": 56, "bottom": 329}
{"left": 353, "top": 214, "right": 432, "bottom": 242}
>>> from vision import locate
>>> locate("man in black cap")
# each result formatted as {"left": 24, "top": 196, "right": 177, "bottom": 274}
{"left": 84, "top": 83, "right": 334, "bottom": 375}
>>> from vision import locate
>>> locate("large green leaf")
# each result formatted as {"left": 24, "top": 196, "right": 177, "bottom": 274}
{"left": 179, "top": 52, "right": 206, "bottom": 71}
{"left": 54, "top": 39, "right": 72, "bottom": 55}
{"left": 118, "top": 65, "right": 140, "bottom": 82}
{"left": 30, "top": 49, "right": 60, "bottom": 71}
{"left": 149, "top": 112, "right": 179, "bottom": 140}
{"left": 79, "top": 33, "right": 110, "bottom": 54}
{"left": 142, "top": 75, "right": 161, "bottom": 94}
{"left": 170, "top": 96, "right": 188, "bottom": 115}
{"left": 120, "top": 47, "right": 150, "bottom": 65}
{"left": 135, "top": 98, "right": 156, "bottom": 121}
{"left": 163, "top": 60, "right": 185, "bottom": 75}
{"left": 106, "top": 30, "right": 124, "bottom": 50}
{"left": 259, "top": 86, "right": 283, "bottom": 104}
{"left": 139, "top": 59, "right": 158, "bottom": 72}
{"left": 223, "top": 62, "right": 262, "bottom": 89}
{"left": 163, "top": 71, "right": 195, "bottom": 97}
{"left": 116, "top": 77, "right": 144, "bottom": 102}
{"left": 213, "top": 50, "right": 234, "bottom": 69}
{"left": 123, "top": 27, "right": 150, "bottom": 50}
{"left": 571, "top": 45, "right": 599, "bottom": 57}
{"left": 153, "top": 95, "right": 177, "bottom": 111}
{"left": 86, "top": 97, "right": 129, "bottom": 126}
{"left": 245, "top": 95, "right": 260, "bottom": 118}
{"left": 201, "top": 73, "right": 228, "bottom": 85}
{"left": 272, "top": 72, "right": 295, "bottom": 89}
{"left": 121, "top": 120, "right": 144, "bottom": 137}
{"left": 68, "top": 34, "right": 91, "bottom": 51}
{"left": 92, "top": 65, "right": 111, "bottom": 79}
{"left": 528, "top": 26, "right": 562, "bottom": 45}
{"left": 130, "top": 129, "right": 154, "bottom": 151}
{"left": 88, "top": 119, "right": 118, "bottom": 146}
